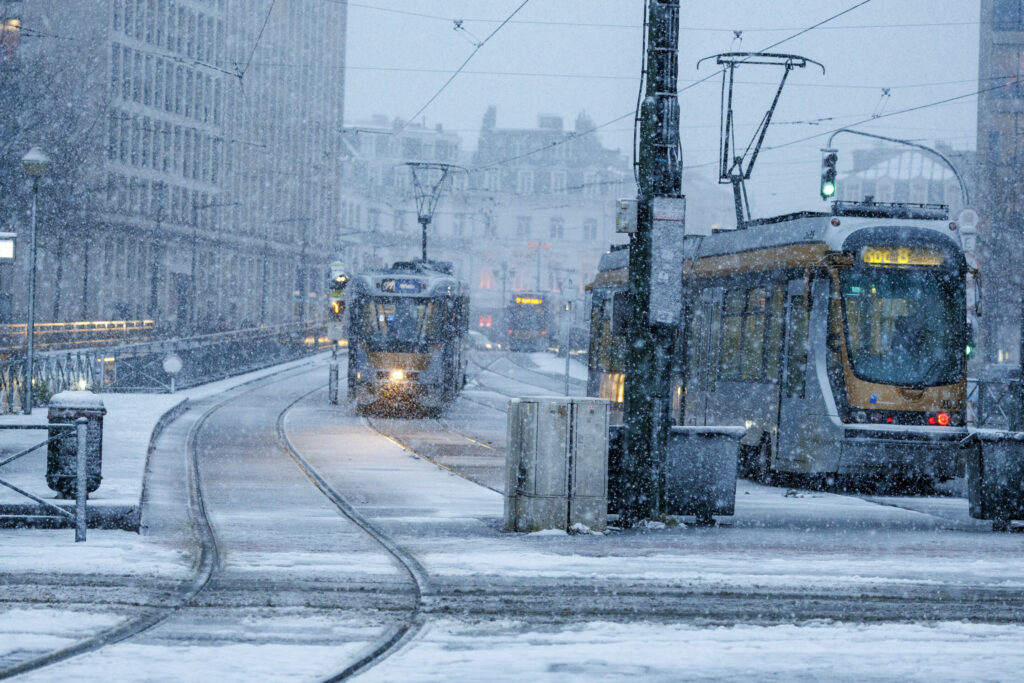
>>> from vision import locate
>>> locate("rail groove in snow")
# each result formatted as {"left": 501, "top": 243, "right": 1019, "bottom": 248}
{"left": 276, "top": 385, "right": 432, "bottom": 682}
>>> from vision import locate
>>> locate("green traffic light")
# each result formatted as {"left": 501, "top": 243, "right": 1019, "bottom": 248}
{"left": 822, "top": 181, "right": 836, "bottom": 197}
{"left": 966, "top": 344, "right": 973, "bottom": 356}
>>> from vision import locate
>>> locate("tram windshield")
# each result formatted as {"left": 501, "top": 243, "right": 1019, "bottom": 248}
{"left": 362, "top": 296, "right": 438, "bottom": 345}
{"left": 840, "top": 268, "right": 964, "bottom": 387}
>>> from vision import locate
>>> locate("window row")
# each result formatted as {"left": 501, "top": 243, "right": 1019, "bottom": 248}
{"left": 107, "top": 112, "right": 223, "bottom": 185}
{"left": 111, "top": 44, "right": 222, "bottom": 126}
{"left": 106, "top": 173, "right": 220, "bottom": 230}
{"left": 113, "top": 0, "right": 224, "bottom": 65}
{"left": 698, "top": 285, "right": 787, "bottom": 384}
{"left": 101, "top": 235, "right": 150, "bottom": 282}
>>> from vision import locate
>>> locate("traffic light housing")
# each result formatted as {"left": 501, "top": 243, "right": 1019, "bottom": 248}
{"left": 820, "top": 148, "right": 838, "bottom": 200}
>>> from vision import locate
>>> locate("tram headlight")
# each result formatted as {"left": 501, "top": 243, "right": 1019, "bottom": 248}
{"left": 853, "top": 410, "right": 868, "bottom": 423}
{"left": 390, "top": 369, "right": 405, "bottom": 381}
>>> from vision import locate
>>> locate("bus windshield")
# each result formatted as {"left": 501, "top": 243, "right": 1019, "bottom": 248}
{"left": 840, "top": 268, "right": 964, "bottom": 387}
{"left": 362, "top": 296, "right": 437, "bottom": 344}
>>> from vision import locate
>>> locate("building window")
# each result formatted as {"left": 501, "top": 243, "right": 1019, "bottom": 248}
{"left": 583, "top": 219, "right": 597, "bottom": 241}
{"left": 551, "top": 171, "right": 567, "bottom": 194}
{"left": 994, "top": 0, "right": 1024, "bottom": 30}
{"left": 516, "top": 170, "right": 534, "bottom": 195}
{"left": 517, "top": 216, "right": 531, "bottom": 237}
{"left": 453, "top": 213, "right": 466, "bottom": 237}
{"left": 993, "top": 45, "right": 1024, "bottom": 97}
{"left": 485, "top": 169, "right": 500, "bottom": 192}
{"left": 550, "top": 217, "right": 565, "bottom": 239}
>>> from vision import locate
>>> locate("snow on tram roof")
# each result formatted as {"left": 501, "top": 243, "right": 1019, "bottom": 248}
{"left": 597, "top": 204, "right": 960, "bottom": 273}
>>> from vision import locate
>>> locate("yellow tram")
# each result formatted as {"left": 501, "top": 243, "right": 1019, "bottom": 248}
{"left": 588, "top": 201, "right": 973, "bottom": 485}
{"left": 347, "top": 261, "right": 469, "bottom": 416}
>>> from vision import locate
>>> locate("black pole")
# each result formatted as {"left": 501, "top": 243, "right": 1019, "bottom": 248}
{"left": 620, "top": 0, "right": 683, "bottom": 525}
{"left": 420, "top": 217, "right": 429, "bottom": 261}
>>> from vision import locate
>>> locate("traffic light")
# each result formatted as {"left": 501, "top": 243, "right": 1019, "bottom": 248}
{"left": 820, "top": 148, "right": 838, "bottom": 200}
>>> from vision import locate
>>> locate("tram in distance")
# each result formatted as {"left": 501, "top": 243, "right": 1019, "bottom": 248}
{"left": 505, "top": 292, "right": 555, "bottom": 352}
{"left": 347, "top": 260, "right": 470, "bottom": 417}
{"left": 588, "top": 200, "right": 974, "bottom": 486}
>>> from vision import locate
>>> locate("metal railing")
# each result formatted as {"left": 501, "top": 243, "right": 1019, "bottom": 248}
{"left": 969, "top": 375, "right": 1022, "bottom": 430}
{"left": 0, "top": 322, "right": 328, "bottom": 413}
{"left": 0, "top": 419, "right": 89, "bottom": 541}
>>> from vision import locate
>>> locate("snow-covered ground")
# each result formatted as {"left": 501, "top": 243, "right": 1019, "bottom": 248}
{"left": 3, "top": 354, "right": 1023, "bottom": 681}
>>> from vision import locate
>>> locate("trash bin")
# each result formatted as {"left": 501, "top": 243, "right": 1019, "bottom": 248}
{"left": 606, "top": 424, "right": 742, "bottom": 522}
{"left": 965, "top": 428, "right": 1024, "bottom": 524}
{"left": 662, "top": 426, "right": 744, "bottom": 520}
{"left": 47, "top": 391, "right": 105, "bottom": 499}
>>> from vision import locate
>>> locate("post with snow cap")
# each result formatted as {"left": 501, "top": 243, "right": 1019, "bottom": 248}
{"left": 620, "top": 0, "right": 685, "bottom": 525}
{"left": 21, "top": 145, "right": 51, "bottom": 415}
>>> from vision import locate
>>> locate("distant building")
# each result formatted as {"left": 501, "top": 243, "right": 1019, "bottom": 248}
{"left": 0, "top": 1, "right": 346, "bottom": 332}
{"left": 341, "top": 109, "right": 636, "bottom": 335}
{"left": 466, "top": 109, "right": 633, "bottom": 332}
{"left": 837, "top": 146, "right": 972, "bottom": 215}
{"left": 976, "top": 0, "right": 1024, "bottom": 363}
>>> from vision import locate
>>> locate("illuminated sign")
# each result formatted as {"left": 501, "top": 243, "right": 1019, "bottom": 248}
{"left": 0, "top": 232, "right": 14, "bottom": 260}
{"left": 861, "top": 246, "right": 944, "bottom": 267}
{"left": 380, "top": 279, "right": 423, "bottom": 293}
{"left": 515, "top": 297, "right": 544, "bottom": 305}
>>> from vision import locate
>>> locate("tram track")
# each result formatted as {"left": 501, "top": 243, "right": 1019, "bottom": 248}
{"left": 276, "top": 385, "right": 431, "bottom": 681}
{"left": 0, "top": 363, "right": 317, "bottom": 680}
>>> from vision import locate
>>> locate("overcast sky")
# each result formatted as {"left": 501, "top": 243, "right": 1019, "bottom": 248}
{"left": 344, "top": 1, "right": 980, "bottom": 216}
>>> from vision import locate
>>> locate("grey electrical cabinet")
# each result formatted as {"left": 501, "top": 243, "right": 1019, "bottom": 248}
{"left": 505, "top": 397, "right": 610, "bottom": 532}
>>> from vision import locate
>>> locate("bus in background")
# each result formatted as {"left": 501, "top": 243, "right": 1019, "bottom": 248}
{"left": 506, "top": 292, "right": 554, "bottom": 352}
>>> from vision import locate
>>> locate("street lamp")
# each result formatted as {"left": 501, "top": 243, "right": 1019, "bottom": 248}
{"left": 21, "top": 145, "right": 51, "bottom": 415}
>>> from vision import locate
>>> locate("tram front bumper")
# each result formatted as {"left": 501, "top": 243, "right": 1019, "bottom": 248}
{"left": 356, "top": 377, "right": 443, "bottom": 408}
{"left": 837, "top": 424, "right": 968, "bottom": 480}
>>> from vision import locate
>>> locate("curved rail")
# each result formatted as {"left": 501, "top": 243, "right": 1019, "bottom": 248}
{"left": 276, "top": 386, "right": 431, "bottom": 681}
{"left": 0, "top": 364, "right": 321, "bottom": 679}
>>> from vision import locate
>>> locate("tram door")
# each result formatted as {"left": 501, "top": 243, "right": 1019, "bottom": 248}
{"left": 685, "top": 288, "right": 722, "bottom": 426}
{"left": 777, "top": 278, "right": 811, "bottom": 470}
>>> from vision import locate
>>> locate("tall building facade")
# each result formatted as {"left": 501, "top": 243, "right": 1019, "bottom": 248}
{"left": 977, "top": 0, "right": 1024, "bottom": 363}
{"left": 0, "top": 0, "right": 346, "bottom": 332}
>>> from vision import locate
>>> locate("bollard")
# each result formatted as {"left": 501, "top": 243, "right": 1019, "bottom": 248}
{"left": 328, "top": 361, "right": 339, "bottom": 404}
{"left": 75, "top": 418, "right": 87, "bottom": 542}
{"left": 47, "top": 391, "right": 106, "bottom": 499}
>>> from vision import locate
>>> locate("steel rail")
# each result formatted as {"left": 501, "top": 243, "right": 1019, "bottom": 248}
{"left": 276, "top": 385, "right": 432, "bottom": 682}
{"left": 0, "top": 363, "right": 318, "bottom": 680}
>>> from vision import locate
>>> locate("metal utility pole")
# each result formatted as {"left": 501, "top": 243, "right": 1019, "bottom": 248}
{"left": 405, "top": 162, "right": 465, "bottom": 262}
{"left": 620, "top": 0, "right": 684, "bottom": 525}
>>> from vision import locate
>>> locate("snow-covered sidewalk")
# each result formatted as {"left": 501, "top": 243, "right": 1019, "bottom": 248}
{"left": 0, "top": 353, "right": 329, "bottom": 526}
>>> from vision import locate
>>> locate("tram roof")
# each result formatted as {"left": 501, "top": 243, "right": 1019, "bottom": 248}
{"left": 597, "top": 203, "right": 961, "bottom": 275}
{"left": 352, "top": 260, "right": 469, "bottom": 297}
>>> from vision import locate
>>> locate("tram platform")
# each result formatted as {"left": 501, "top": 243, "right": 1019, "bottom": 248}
{"left": 0, "top": 355, "right": 327, "bottom": 531}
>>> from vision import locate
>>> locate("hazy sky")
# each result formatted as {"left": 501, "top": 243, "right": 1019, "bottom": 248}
{"left": 344, "top": 1, "right": 980, "bottom": 216}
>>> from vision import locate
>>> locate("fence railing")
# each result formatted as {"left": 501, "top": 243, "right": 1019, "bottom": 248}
{"left": 969, "top": 375, "right": 1022, "bottom": 430}
{"left": 0, "top": 322, "right": 328, "bottom": 413}
{"left": 0, "top": 419, "right": 88, "bottom": 541}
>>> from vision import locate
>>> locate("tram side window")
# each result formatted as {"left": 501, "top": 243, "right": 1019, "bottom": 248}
{"left": 784, "top": 293, "right": 809, "bottom": 398}
{"left": 719, "top": 289, "right": 745, "bottom": 380}
{"left": 741, "top": 288, "right": 767, "bottom": 380}
{"left": 764, "top": 285, "right": 786, "bottom": 381}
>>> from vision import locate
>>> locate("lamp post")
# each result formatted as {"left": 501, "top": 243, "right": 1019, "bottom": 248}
{"left": 21, "top": 145, "right": 51, "bottom": 415}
